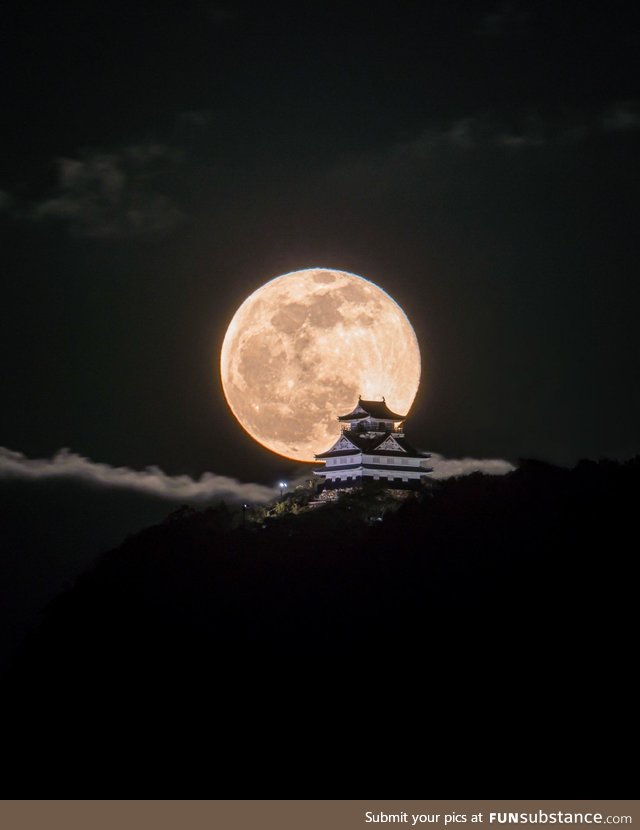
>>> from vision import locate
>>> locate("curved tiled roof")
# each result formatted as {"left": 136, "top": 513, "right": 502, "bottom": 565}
{"left": 337, "top": 397, "right": 407, "bottom": 421}
{"left": 315, "top": 431, "right": 430, "bottom": 459}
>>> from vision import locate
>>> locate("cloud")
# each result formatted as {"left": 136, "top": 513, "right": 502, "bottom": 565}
{"left": 331, "top": 98, "right": 640, "bottom": 189}
{"left": 329, "top": 119, "right": 480, "bottom": 189}
{"left": 387, "top": 119, "right": 477, "bottom": 162}
{"left": 400, "top": 119, "right": 477, "bottom": 155}
{"left": 32, "top": 144, "right": 186, "bottom": 238}
{"left": 0, "top": 447, "right": 276, "bottom": 503}
{"left": 178, "top": 109, "right": 214, "bottom": 126}
{"left": 0, "top": 446, "right": 516, "bottom": 505}
{"left": 602, "top": 101, "right": 640, "bottom": 132}
{"left": 428, "top": 453, "right": 515, "bottom": 479}
{"left": 393, "top": 115, "right": 552, "bottom": 156}
{"left": 329, "top": 114, "right": 550, "bottom": 190}
{"left": 495, "top": 115, "right": 545, "bottom": 147}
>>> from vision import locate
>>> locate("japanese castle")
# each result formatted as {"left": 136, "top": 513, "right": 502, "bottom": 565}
{"left": 314, "top": 397, "right": 432, "bottom": 491}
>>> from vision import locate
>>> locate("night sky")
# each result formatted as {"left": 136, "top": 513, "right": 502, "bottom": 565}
{"left": 1, "top": 1, "right": 639, "bottom": 658}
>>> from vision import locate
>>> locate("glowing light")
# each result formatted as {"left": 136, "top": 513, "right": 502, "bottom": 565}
{"left": 220, "top": 267, "right": 421, "bottom": 462}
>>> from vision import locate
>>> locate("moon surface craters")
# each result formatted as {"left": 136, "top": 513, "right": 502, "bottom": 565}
{"left": 220, "top": 268, "right": 421, "bottom": 462}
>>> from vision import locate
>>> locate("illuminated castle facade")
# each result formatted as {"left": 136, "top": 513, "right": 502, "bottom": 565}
{"left": 314, "top": 397, "right": 432, "bottom": 491}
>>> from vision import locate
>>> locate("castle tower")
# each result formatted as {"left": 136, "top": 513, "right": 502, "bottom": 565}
{"left": 314, "top": 397, "right": 432, "bottom": 491}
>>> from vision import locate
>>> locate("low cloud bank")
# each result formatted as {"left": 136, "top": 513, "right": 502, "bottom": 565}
{"left": 0, "top": 446, "right": 515, "bottom": 503}
{"left": 429, "top": 453, "right": 515, "bottom": 479}
{"left": 0, "top": 447, "right": 276, "bottom": 503}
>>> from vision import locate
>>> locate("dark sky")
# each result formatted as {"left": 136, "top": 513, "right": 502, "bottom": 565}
{"left": 0, "top": 0, "right": 639, "bottom": 622}
{"left": 2, "top": 0, "right": 639, "bottom": 481}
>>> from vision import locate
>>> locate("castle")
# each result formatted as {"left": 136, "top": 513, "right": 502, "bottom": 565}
{"left": 314, "top": 397, "right": 432, "bottom": 491}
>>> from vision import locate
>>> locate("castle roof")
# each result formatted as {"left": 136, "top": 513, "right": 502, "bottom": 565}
{"left": 315, "top": 431, "right": 430, "bottom": 459}
{"left": 337, "top": 397, "right": 407, "bottom": 422}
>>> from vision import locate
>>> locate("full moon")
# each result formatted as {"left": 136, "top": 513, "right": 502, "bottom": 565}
{"left": 220, "top": 268, "right": 421, "bottom": 462}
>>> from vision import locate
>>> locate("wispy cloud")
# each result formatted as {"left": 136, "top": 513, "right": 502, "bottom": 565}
{"left": 330, "top": 100, "right": 639, "bottom": 189}
{"left": 178, "top": 109, "right": 214, "bottom": 127}
{"left": 429, "top": 453, "right": 515, "bottom": 479}
{"left": 495, "top": 115, "right": 545, "bottom": 147}
{"left": 329, "top": 114, "right": 545, "bottom": 190}
{"left": 0, "top": 447, "right": 276, "bottom": 503}
{"left": 32, "top": 144, "right": 186, "bottom": 238}
{"left": 0, "top": 446, "right": 516, "bottom": 503}
{"left": 602, "top": 100, "right": 640, "bottom": 132}
{"left": 395, "top": 118, "right": 477, "bottom": 156}
{"left": 495, "top": 133, "right": 544, "bottom": 148}
{"left": 0, "top": 189, "right": 12, "bottom": 210}
{"left": 388, "top": 114, "right": 553, "bottom": 156}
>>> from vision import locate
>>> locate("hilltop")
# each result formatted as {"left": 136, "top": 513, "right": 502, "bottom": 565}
{"left": 4, "top": 458, "right": 638, "bottom": 793}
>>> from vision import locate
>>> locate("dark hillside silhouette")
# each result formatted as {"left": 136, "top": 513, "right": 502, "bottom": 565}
{"left": 4, "top": 458, "right": 638, "bottom": 793}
